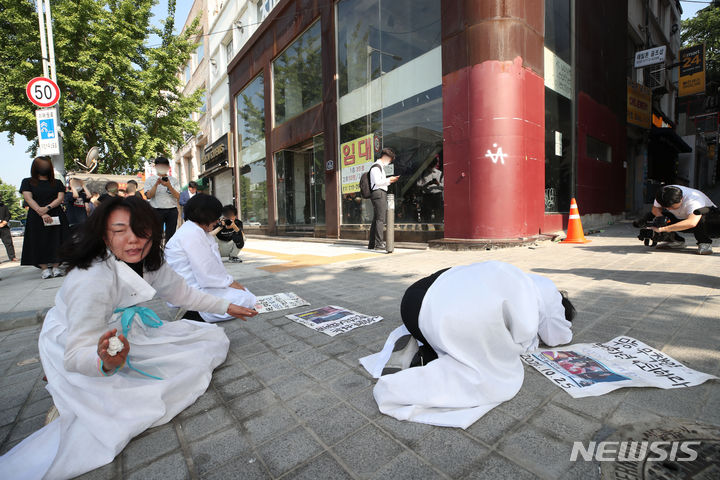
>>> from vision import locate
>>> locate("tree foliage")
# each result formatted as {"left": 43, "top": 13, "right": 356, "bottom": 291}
{"left": 0, "top": 179, "right": 24, "bottom": 220}
{"left": 0, "top": 0, "right": 204, "bottom": 174}
{"left": 681, "top": 3, "right": 720, "bottom": 88}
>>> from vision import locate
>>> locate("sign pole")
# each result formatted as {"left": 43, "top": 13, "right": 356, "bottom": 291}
{"left": 36, "top": 0, "right": 65, "bottom": 177}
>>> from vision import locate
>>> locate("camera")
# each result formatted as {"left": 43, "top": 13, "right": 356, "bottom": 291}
{"left": 161, "top": 176, "right": 168, "bottom": 182}
{"left": 224, "top": 219, "right": 232, "bottom": 226}
{"left": 633, "top": 215, "right": 672, "bottom": 246}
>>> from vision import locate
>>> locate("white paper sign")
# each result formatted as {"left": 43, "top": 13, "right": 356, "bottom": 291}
{"left": 254, "top": 292, "right": 310, "bottom": 313}
{"left": 521, "top": 336, "right": 717, "bottom": 398}
{"left": 286, "top": 305, "right": 382, "bottom": 337}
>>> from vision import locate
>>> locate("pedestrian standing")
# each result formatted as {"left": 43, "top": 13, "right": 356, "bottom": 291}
{"left": 19, "top": 156, "right": 70, "bottom": 278}
{"left": 368, "top": 148, "right": 400, "bottom": 251}
{"left": 0, "top": 197, "right": 18, "bottom": 262}
{"left": 98, "top": 181, "right": 119, "bottom": 203}
{"left": 145, "top": 157, "right": 181, "bottom": 242}
{"left": 125, "top": 180, "right": 144, "bottom": 199}
{"left": 64, "top": 177, "right": 92, "bottom": 229}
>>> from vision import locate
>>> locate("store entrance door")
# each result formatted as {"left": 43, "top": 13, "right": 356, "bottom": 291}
{"left": 275, "top": 135, "right": 325, "bottom": 233}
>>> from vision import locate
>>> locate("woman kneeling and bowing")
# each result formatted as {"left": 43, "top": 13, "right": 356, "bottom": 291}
{"left": 0, "top": 196, "right": 257, "bottom": 480}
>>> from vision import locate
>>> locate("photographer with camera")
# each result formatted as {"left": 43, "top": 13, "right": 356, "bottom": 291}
{"left": 211, "top": 205, "right": 245, "bottom": 263}
{"left": 648, "top": 185, "right": 718, "bottom": 255}
{"left": 145, "top": 157, "right": 181, "bottom": 242}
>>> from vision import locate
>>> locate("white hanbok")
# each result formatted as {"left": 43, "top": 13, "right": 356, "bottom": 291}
{"left": 165, "top": 221, "right": 257, "bottom": 322}
{"left": 360, "top": 261, "right": 573, "bottom": 429}
{"left": 0, "top": 255, "right": 231, "bottom": 480}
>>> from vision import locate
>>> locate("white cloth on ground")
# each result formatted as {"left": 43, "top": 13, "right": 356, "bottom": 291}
{"left": 0, "top": 255, "right": 230, "bottom": 480}
{"left": 165, "top": 221, "right": 256, "bottom": 322}
{"left": 359, "top": 261, "right": 572, "bottom": 429}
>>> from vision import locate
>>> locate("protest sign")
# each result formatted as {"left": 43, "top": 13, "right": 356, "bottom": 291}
{"left": 286, "top": 306, "right": 382, "bottom": 336}
{"left": 254, "top": 292, "right": 310, "bottom": 313}
{"left": 521, "top": 336, "right": 717, "bottom": 398}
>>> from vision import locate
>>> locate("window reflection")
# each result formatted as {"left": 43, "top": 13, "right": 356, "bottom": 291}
{"left": 273, "top": 21, "right": 322, "bottom": 124}
{"left": 236, "top": 74, "right": 268, "bottom": 224}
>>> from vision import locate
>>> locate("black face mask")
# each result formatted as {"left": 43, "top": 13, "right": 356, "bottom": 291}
{"left": 37, "top": 167, "right": 52, "bottom": 176}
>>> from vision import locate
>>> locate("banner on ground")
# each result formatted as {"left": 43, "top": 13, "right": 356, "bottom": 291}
{"left": 521, "top": 336, "right": 717, "bottom": 398}
{"left": 286, "top": 305, "right": 382, "bottom": 336}
{"left": 254, "top": 292, "right": 310, "bottom": 313}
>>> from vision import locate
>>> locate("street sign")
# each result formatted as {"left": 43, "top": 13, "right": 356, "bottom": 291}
{"left": 634, "top": 46, "right": 666, "bottom": 68}
{"left": 26, "top": 77, "right": 60, "bottom": 108}
{"left": 36, "top": 108, "right": 60, "bottom": 155}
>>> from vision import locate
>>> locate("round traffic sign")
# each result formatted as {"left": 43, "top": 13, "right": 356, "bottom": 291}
{"left": 26, "top": 77, "right": 60, "bottom": 108}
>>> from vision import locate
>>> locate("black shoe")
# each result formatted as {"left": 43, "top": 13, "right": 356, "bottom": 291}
{"left": 381, "top": 335, "right": 419, "bottom": 376}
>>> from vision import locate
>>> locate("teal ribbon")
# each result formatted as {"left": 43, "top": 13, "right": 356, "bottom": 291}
{"left": 113, "top": 306, "right": 164, "bottom": 380}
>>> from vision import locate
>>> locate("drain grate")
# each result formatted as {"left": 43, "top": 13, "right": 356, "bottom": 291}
{"left": 598, "top": 419, "right": 720, "bottom": 480}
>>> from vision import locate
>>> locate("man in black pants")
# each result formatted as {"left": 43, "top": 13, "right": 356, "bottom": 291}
{"left": 0, "top": 198, "right": 18, "bottom": 262}
{"left": 368, "top": 148, "right": 400, "bottom": 251}
{"left": 145, "top": 157, "right": 181, "bottom": 243}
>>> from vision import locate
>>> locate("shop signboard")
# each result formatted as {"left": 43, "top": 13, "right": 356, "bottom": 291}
{"left": 202, "top": 133, "right": 231, "bottom": 169}
{"left": 340, "top": 133, "right": 374, "bottom": 194}
{"left": 627, "top": 79, "right": 651, "bottom": 129}
{"left": 679, "top": 44, "right": 705, "bottom": 97}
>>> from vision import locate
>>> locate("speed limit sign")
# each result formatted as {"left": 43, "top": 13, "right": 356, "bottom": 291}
{"left": 26, "top": 77, "right": 60, "bottom": 108}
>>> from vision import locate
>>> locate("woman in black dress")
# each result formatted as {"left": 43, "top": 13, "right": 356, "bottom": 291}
{"left": 19, "top": 156, "right": 70, "bottom": 278}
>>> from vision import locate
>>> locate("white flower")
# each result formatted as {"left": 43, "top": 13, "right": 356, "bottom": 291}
{"left": 107, "top": 336, "right": 124, "bottom": 356}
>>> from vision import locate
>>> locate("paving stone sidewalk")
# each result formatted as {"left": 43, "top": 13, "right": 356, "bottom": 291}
{"left": 1, "top": 222, "right": 719, "bottom": 479}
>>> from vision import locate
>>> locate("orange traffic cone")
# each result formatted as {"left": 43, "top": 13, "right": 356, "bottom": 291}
{"left": 561, "top": 198, "right": 591, "bottom": 244}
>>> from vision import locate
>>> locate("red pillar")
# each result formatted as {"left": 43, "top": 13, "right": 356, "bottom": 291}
{"left": 442, "top": 0, "right": 545, "bottom": 239}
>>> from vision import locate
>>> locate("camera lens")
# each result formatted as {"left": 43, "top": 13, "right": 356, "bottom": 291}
{"left": 162, "top": 176, "right": 168, "bottom": 181}
{"left": 224, "top": 219, "right": 232, "bottom": 226}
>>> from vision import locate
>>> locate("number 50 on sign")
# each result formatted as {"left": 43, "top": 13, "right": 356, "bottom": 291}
{"left": 26, "top": 77, "right": 61, "bottom": 108}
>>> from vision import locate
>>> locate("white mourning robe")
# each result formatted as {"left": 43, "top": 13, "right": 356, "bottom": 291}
{"left": 360, "top": 261, "right": 572, "bottom": 429}
{"left": 0, "top": 255, "right": 231, "bottom": 480}
{"left": 165, "top": 221, "right": 257, "bottom": 322}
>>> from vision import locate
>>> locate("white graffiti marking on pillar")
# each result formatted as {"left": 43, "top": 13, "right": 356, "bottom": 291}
{"left": 485, "top": 143, "right": 508, "bottom": 164}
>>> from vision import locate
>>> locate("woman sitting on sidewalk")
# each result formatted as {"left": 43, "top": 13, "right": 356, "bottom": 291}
{"left": 0, "top": 196, "right": 257, "bottom": 480}
{"left": 165, "top": 194, "right": 257, "bottom": 322}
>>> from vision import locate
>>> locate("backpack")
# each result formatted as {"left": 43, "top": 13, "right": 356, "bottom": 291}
{"left": 359, "top": 163, "right": 381, "bottom": 199}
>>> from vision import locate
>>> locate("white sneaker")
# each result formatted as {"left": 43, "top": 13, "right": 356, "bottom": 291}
{"left": 656, "top": 240, "right": 685, "bottom": 249}
{"left": 381, "top": 335, "right": 420, "bottom": 376}
{"left": 41, "top": 268, "right": 52, "bottom": 279}
{"left": 697, "top": 243, "right": 713, "bottom": 255}
{"left": 52, "top": 267, "right": 64, "bottom": 277}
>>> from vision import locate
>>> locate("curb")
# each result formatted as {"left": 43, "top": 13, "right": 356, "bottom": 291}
{"left": 0, "top": 309, "right": 47, "bottom": 332}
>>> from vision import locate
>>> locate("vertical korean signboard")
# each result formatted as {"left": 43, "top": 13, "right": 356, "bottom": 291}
{"left": 36, "top": 108, "right": 60, "bottom": 155}
{"left": 627, "top": 79, "right": 652, "bottom": 129}
{"left": 679, "top": 44, "right": 705, "bottom": 97}
{"left": 340, "top": 134, "right": 374, "bottom": 194}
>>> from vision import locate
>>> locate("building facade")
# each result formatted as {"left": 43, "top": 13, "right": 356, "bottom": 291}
{"left": 223, "top": 0, "right": 655, "bottom": 242}
{"left": 172, "top": 0, "right": 210, "bottom": 191}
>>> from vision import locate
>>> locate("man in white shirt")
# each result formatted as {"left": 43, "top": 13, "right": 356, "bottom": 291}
{"left": 165, "top": 194, "right": 257, "bottom": 322}
{"left": 145, "top": 157, "right": 181, "bottom": 242}
{"left": 650, "top": 185, "right": 719, "bottom": 255}
{"left": 368, "top": 148, "right": 400, "bottom": 250}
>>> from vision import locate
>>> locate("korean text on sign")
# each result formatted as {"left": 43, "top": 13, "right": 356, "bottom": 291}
{"left": 340, "top": 134, "right": 375, "bottom": 194}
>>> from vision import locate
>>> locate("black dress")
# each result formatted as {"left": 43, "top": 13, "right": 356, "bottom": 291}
{"left": 19, "top": 178, "right": 70, "bottom": 267}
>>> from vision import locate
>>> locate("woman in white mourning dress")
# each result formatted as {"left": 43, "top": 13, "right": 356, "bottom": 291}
{"left": 0, "top": 196, "right": 258, "bottom": 480}
{"left": 361, "top": 261, "right": 576, "bottom": 429}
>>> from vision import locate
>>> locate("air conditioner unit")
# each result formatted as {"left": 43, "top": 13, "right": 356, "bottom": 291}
{"left": 644, "top": 65, "right": 665, "bottom": 90}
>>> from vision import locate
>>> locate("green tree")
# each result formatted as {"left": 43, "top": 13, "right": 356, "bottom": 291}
{"left": 0, "top": 0, "right": 203, "bottom": 174}
{"left": 0, "top": 179, "right": 24, "bottom": 220}
{"left": 681, "top": 3, "right": 720, "bottom": 89}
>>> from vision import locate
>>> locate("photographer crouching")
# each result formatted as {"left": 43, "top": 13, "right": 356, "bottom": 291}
{"left": 211, "top": 205, "right": 245, "bottom": 263}
{"left": 646, "top": 185, "right": 719, "bottom": 255}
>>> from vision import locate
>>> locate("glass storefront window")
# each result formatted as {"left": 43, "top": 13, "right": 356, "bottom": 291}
{"left": 337, "top": 0, "right": 443, "bottom": 225}
{"left": 236, "top": 73, "right": 268, "bottom": 224}
{"left": 337, "top": 0, "right": 441, "bottom": 97}
{"left": 273, "top": 21, "right": 322, "bottom": 124}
